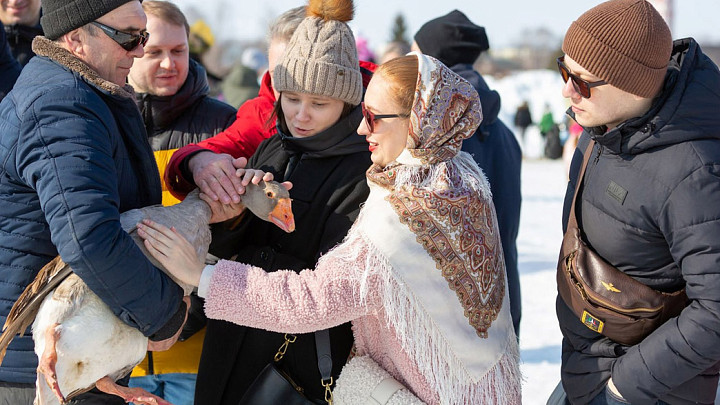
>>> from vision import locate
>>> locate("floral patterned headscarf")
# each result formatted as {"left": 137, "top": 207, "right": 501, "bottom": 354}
{"left": 367, "top": 53, "right": 506, "bottom": 338}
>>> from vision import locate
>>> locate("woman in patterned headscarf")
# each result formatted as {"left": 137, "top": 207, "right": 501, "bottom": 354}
{"left": 138, "top": 53, "right": 522, "bottom": 404}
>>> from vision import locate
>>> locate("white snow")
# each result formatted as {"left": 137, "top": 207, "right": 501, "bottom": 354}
{"left": 517, "top": 158, "right": 568, "bottom": 404}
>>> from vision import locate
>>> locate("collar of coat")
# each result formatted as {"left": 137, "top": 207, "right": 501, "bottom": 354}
{"left": 31, "top": 36, "right": 135, "bottom": 99}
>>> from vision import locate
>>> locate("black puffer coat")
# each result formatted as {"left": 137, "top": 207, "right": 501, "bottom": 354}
{"left": 558, "top": 38, "right": 720, "bottom": 405}
{"left": 3, "top": 21, "right": 42, "bottom": 66}
{"left": 136, "top": 59, "right": 236, "bottom": 151}
{"left": 195, "top": 106, "right": 371, "bottom": 404}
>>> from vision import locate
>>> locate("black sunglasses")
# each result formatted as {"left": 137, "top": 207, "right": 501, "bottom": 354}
{"left": 361, "top": 102, "right": 407, "bottom": 133}
{"left": 91, "top": 21, "right": 149, "bottom": 51}
{"left": 557, "top": 56, "right": 607, "bottom": 98}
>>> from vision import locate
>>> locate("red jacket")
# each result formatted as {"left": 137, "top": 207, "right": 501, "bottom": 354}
{"left": 166, "top": 61, "right": 377, "bottom": 199}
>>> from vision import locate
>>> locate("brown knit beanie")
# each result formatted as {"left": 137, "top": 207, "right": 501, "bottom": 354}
{"left": 562, "top": 0, "right": 672, "bottom": 98}
{"left": 273, "top": 0, "right": 362, "bottom": 105}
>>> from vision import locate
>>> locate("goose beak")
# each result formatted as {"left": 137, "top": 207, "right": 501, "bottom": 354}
{"left": 268, "top": 197, "right": 295, "bottom": 233}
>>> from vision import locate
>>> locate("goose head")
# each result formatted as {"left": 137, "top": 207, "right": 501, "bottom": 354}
{"left": 244, "top": 181, "right": 295, "bottom": 233}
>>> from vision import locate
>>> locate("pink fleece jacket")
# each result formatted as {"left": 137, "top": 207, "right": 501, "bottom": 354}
{"left": 203, "top": 233, "right": 447, "bottom": 402}
{"left": 201, "top": 227, "right": 520, "bottom": 404}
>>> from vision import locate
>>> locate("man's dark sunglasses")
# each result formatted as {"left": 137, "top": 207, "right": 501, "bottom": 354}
{"left": 557, "top": 56, "right": 607, "bottom": 98}
{"left": 91, "top": 21, "right": 149, "bottom": 51}
{"left": 361, "top": 102, "right": 408, "bottom": 133}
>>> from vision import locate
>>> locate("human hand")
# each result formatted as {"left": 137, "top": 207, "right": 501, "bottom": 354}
{"left": 137, "top": 219, "right": 204, "bottom": 287}
{"left": 147, "top": 296, "right": 191, "bottom": 351}
{"left": 199, "top": 192, "right": 246, "bottom": 224}
{"left": 188, "top": 152, "right": 248, "bottom": 204}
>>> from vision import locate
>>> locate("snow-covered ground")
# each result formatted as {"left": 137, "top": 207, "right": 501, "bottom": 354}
{"left": 516, "top": 158, "right": 568, "bottom": 404}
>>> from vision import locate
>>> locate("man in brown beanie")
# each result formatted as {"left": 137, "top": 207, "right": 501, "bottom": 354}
{"left": 554, "top": 0, "right": 720, "bottom": 404}
{"left": 0, "top": 1, "right": 190, "bottom": 404}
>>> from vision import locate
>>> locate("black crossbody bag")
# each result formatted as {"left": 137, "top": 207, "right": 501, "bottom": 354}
{"left": 238, "top": 330, "right": 334, "bottom": 405}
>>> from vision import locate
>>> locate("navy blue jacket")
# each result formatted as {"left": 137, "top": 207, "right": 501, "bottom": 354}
{"left": 451, "top": 63, "right": 523, "bottom": 336}
{"left": 0, "top": 20, "right": 20, "bottom": 100}
{"left": 558, "top": 39, "right": 720, "bottom": 405}
{"left": 0, "top": 38, "right": 182, "bottom": 383}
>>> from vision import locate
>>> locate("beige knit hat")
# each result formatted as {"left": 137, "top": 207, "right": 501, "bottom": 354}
{"left": 562, "top": 0, "right": 672, "bottom": 98}
{"left": 273, "top": 0, "right": 362, "bottom": 105}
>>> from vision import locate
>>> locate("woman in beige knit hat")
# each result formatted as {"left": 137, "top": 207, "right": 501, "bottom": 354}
{"left": 151, "top": 0, "right": 375, "bottom": 403}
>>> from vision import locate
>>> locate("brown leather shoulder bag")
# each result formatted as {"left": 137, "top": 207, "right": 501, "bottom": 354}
{"left": 556, "top": 140, "right": 687, "bottom": 346}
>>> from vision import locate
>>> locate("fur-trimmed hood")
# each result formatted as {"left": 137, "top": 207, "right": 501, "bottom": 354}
{"left": 31, "top": 36, "right": 135, "bottom": 98}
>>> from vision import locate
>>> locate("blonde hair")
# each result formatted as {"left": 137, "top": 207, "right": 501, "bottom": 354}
{"left": 143, "top": 1, "right": 190, "bottom": 36}
{"left": 375, "top": 55, "right": 419, "bottom": 115}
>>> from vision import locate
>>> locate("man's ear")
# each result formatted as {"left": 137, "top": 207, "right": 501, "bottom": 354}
{"left": 60, "top": 28, "right": 85, "bottom": 57}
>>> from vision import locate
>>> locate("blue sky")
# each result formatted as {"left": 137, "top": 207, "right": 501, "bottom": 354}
{"left": 174, "top": 0, "right": 720, "bottom": 52}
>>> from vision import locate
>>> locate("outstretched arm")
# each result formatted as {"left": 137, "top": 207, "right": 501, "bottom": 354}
{"left": 139, "top": 218, "right": 376, "bottom": 334}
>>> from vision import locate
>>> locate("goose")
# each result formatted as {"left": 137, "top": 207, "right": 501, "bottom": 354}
{"left": 0, "top": 181, "right": 294, "bottom": 405}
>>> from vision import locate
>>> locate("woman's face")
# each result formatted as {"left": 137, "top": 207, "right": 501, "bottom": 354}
{"left": 357, "top": 74, "right": 410, "bottom": 167}
{"left": 280, "top": 92, "right": 345, "bottom": 138}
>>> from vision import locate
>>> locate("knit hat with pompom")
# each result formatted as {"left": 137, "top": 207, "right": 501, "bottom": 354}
{"left": 273, "top": 0, "right": 362, "bottom": 105}
{"left": 562, "top": 0, "right": 672, "bottom": 98}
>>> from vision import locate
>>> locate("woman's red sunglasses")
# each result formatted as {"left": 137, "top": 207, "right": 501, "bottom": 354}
{"left": 361, "top": 102, "right": 407, "bottom": 133}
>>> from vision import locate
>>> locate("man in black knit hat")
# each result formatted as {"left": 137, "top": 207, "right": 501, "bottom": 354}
{"left": 0, "top": 1, "right": 188, "bottom": 404}
{"left": 412, "top": 9, "right": 523, "bottom": 339}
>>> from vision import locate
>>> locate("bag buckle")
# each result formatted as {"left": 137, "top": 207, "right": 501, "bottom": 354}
{"left": 322, "top": 377, "right": 333, "bottom": 404}
{"left": 274, "top": 333, "right": 297, "bottom": 362}
{"left": 581, "top": 310, "right": 604, "bottom": 333}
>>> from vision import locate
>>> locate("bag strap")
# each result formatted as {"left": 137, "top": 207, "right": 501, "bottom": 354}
{"left": 315, "top": 329, "right": 333, "bottom": 404}
{"left": 567, "top": 139, "right": 596, "bottom": 232}
{"left": 272, "top": 331, "right": 334, "bottom": 404}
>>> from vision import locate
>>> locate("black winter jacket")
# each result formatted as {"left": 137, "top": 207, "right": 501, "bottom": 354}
{"left": 451, "top": 63, "right": 523, "bottom": 336}
{"left": 558, "top": 38, "right": 720, "bottom": 405}
{"left": 195, "top": 106, "right": 372, "bottom": 404}
{"left": 3, "top": 21, "right": 42, "bottom": 66}
{"left": 0, "top": 20, "right": 20, "bottom": 100}
{"left": 137, "top": 59, "right": 236, "bottom": 151}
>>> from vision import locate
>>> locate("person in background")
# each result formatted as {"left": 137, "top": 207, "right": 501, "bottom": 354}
{"left": 241, "top": 46, "right": 268, "bottom": 84}
{"left": 562, "top": 117, "right": 582, "bottom": 177}
{"left": 412, "top": 9, "right": 523, "bottom": 337}
{"left": 379, "top": 40, "right": 410, "bottom": 64}
{"left": 514, "top": 100, "right": 532, "bottom": 145}
{"left": 165, "top": 0, "right": 374, "bottom": 402}
{"left": 0, "top": 0, "right": 42, "bottom": 66}
{"left": 218, "top": 46, "right": 266, "bottom": 108}
{"left": 164, "top": 6, "right": 306, "bottom": 199}
{"left": 538, "top": 103, "right": 555, "bottom": 138}
{"left": 0, "top": 0, "right": 188, "bottom": 404}
{"left": 139, "top": 52, "right": 522, "bottom": 405}
{"left": 220, "top": 63, "right": 261, "bottom": 109}
{"left": 355, "top": 34, "right": 375, "bottom": 63}
{"left": 125, "top": 2, "right": 236, "bottom": 404}
{"left": 187, "top": 19, "right": 222, "bottom": 96}
{"left": 0, "top": 19, "right": 21, "bottom": 100}
{"left": 555, "top": 0, "right": 720, "bottom": 403}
